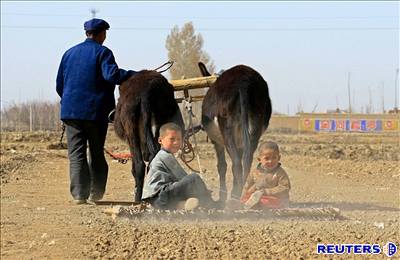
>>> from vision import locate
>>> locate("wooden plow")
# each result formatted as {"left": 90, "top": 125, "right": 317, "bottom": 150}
{"left": 103, "top": 204, "right": 342, "bottom": 221}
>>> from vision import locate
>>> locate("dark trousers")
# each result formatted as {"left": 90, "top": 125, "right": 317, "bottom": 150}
{"left": 152, "top": 173, "right": 214, "bottom": 210}
{"left": 63, "top": 119, "right": 108, "bottom": 200}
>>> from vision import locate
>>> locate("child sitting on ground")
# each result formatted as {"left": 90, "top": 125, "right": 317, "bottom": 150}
{"left": 141, "top": 123, "right": 221, "bottom": 210}
{"left": 241, "top": 141, "right": 291, "bottom": 209}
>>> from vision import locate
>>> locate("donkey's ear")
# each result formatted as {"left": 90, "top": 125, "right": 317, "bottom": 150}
{"left": 198, "top": 62, "right": 211, "bottom": 77}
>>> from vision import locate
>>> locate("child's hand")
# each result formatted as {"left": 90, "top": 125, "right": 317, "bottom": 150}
{"left": 254, "top": 179, "right": 265, "bottom": 190}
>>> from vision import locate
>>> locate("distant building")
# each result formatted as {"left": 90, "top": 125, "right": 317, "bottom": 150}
{"left": 326, "top": 108, "right": 348, "bottom": 114}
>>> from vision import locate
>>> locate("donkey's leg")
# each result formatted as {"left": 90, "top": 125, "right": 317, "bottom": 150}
{"left": 128, "top": 135, "right": 145, "bottom": 203}
{"left": 220, "top": 123, "right": 243, "bottom": 200}
{"left": 213, "top": 141, "right": 227, "bottom": 202}
{"left": 242, "top": 133, "right": 261, "bottom": 183}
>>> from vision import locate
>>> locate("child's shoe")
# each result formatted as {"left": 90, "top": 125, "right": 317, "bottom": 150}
{"left": 176, "top": 197, "right": 199, "bottom": 211}
{"left": 184, "top": 198, "right": 200, "bottom": 210}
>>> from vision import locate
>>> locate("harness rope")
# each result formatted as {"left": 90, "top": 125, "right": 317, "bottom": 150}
{"left": 103, "top": 148, "right": 130, "bottom": 164}
{"left": 153, "top": 61, "right": 174, "bottom": 73}
{"left": 180, "top": 98, "right": 203, "bottom": 173}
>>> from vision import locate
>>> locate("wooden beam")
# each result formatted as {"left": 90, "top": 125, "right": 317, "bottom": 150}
{"left": 170, "top": 75, "right": 218, "bottom": 91}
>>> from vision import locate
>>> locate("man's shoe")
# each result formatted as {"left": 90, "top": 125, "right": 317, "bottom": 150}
{"left": 88, "top": 193, "right": 103, "bottom": 203}
{"left": 244, "top": 190, "right": 263, "bottom": 210}
{"left": 73, "top": 199, "right": 87, "bottom": 205}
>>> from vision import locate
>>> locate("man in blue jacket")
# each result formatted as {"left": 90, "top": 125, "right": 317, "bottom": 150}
{"left": 56, "top": 18, "right": 136, "bottom": 204}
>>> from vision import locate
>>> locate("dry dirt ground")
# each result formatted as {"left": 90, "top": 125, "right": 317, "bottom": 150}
{"left": 1, "top": 129, "right": 399, "bottom": 259}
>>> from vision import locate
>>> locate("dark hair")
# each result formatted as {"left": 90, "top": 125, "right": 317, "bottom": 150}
{"left": 85, "top": 30, "right": 103, "bottom": 37}
{"left": 258, "top": 141, "right": 279, "bottom": 154}
{"left": 159, "top": 123, "right": 182, "bottom": 137}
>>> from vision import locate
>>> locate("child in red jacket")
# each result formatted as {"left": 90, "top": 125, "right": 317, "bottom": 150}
{"left": 241, "top": 141, "right": 291, "bottom": 209}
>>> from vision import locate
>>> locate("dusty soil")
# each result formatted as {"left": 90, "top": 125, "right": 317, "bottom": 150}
{"left": 1, "top": 129, "right": 399, "bottom": 259}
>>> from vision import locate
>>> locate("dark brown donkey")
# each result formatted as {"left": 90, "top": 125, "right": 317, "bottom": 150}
{"left": 198, "top": 62, "right": 272, "bottom": 201}
{"left": 114, "top": 70, "right": 184, "bottom": 202}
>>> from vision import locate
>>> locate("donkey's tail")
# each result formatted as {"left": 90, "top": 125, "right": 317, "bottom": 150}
{"left": 141, "top": 97, "right": 159, "bottom": 158}
{"left": 239, "top": 85, "right": 251, "bottom": 181}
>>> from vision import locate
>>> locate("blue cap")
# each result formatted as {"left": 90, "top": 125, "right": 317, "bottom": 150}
{"left": 84, "top": 18, "right": 110, "bottom": 31}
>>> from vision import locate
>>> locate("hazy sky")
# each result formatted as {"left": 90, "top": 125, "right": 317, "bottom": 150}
{"left": 1, "top": 1, "right": 399, "bottom": 114}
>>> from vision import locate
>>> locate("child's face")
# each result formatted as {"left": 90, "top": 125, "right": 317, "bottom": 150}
{"left": 158, "top": 130, "right": 182, "bottom": 154}
{"left": 257, "top": 149, "right": 280, "bottom": 169}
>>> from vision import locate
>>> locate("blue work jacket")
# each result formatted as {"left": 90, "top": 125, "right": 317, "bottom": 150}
{"left": 56, "top": 38, "right": 135, "bottom": 122}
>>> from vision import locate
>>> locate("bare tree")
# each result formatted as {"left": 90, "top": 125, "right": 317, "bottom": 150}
{"left": 166, "top": 22, "right": 215, "bottom": 80}
{"left": 165, "top": 22, "right": 216, "bottom": 124}
{"left": 1, "top": 101, "right": 62, "bottom": 132}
